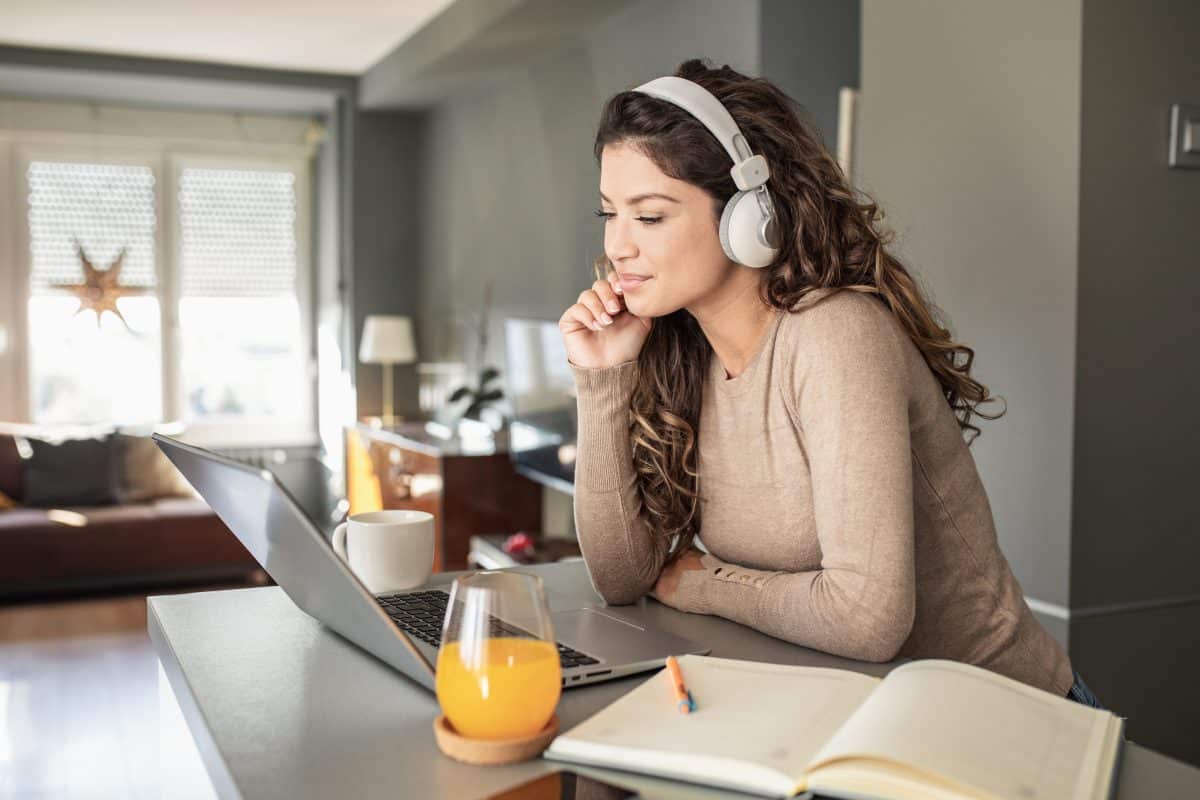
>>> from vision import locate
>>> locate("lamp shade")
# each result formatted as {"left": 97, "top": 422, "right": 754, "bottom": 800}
{"left": 359, "top": 315, "right": 417, "bottom": 364}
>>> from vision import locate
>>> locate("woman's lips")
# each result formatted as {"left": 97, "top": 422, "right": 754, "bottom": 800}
{"left": 619, "top": 275, "right": 651, "bottom": 292}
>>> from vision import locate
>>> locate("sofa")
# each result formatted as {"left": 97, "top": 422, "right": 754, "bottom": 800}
{"left": 0, "top": 428, "right": 260, "bottom": 600}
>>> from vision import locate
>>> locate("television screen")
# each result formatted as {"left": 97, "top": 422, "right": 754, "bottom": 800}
{"left": 503, "top": 318, "right": 578, "bottom": 495}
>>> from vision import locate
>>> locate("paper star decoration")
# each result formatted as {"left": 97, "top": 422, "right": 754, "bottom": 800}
{"left": 53, "top": 240, "right": 152, "bottom": 331}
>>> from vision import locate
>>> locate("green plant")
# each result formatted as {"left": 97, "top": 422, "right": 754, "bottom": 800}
{"left": 448, "top": 366, "right": 503, "bottom": 420}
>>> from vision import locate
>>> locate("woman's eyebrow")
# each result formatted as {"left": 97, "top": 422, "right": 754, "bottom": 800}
{"left": 599, "top": 191, "right": 681, "bottom": 204}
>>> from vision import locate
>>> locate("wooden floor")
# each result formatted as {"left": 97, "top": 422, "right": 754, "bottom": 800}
{"left": 0, "top": 582, "right": 259, "bottom": 799}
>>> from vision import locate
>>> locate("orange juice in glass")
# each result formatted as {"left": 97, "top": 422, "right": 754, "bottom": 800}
{"left": 435, "top": 571, "right": 561, "bottom": 740}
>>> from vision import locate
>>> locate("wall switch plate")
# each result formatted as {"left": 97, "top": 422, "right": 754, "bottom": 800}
{"left": 1168, "top": 103, "right": 1200, "bottom": 168}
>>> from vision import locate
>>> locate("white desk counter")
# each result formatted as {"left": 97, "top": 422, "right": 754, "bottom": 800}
{"left": 149, "top": 561, "right": 1199, "bottom": 799}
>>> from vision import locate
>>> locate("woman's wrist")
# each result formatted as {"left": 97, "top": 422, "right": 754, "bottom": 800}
{"left": 570, "top": 360, "right": 638, "bottom": 411}
{"left": 568, "top": 357, "right": 638, "bottom": 374}
{"left": 571, "top": 360, "right": 638, "bottom": 493}
{"left": 673, "top": 565, "right": 715, "bottom": 615}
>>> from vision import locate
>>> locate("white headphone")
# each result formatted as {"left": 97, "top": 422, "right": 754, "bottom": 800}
{"left": 632, "top": 76, "right": 781, "bottom": 269}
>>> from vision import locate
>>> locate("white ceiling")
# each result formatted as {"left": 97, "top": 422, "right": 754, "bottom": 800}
{"left": 0, "top": 0, "right": 459, "bottom": 75}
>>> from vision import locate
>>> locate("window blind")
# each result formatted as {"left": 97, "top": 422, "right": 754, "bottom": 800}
{"left": 178, "top": 167, "right": 298, "bottom": 298}
{"left": 26, "top": 161, "right": 157, "bottom": 293}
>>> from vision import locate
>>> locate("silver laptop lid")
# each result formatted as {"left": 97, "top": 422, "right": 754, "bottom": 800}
{"left": 152, "top": 433, "right": 437, "bottom": 690}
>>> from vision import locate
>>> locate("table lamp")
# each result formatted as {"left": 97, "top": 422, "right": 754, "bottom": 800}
{"left": 359, "top": 315, "right": 417, "bottom": 427}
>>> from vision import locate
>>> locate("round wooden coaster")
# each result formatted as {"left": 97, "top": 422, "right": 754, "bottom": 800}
{"left": 433, "top": 714, "right": 560, "bottom": 766}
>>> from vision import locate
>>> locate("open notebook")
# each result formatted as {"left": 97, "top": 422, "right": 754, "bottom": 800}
{"left": 544, "top": 655, "right": 1124, "bottom": 800}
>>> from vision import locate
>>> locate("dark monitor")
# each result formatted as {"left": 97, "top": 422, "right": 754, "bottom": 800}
{"left": 503, "top": 317, "right": 577, "bottom": 496}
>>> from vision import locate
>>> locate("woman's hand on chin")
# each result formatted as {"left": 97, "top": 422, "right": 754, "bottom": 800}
{"left": 560, "top": 272, "right": 652, "bottom": 369}
{"left": 650, "top": 547, "right": 706, "bottom": 608}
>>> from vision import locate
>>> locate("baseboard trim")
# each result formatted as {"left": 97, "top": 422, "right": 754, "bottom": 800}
{"left": 1024, "top": 593, "right": 1200, "bottom": 621}
{"left": 1024, "top": 596, "right": 1071, "bottom": 620}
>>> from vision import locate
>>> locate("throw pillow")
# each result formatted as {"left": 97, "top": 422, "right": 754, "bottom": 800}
{"left": 22, "top": 434, "right": 120, "bottom": 507}
{"left": 115, "top": 433, "right": 195, "bottom": 502}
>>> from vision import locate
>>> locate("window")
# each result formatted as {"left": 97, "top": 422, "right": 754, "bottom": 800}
{"left": 176, "top": 165, "right": 309, "bottom": 435}
{"left": 26, "top": 161, "right": 162, "bottom": 425}
{"left": 6, "top": 125, "right": 315, "bottom": 444}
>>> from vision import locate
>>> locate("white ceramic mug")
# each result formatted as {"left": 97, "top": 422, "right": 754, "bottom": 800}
{"left": 331, "top": 510, "right": 435, "bottom": 594}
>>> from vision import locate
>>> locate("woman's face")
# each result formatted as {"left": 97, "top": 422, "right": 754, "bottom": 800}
{"left": 598, "top": 143, "right": 738, "bottom": 319}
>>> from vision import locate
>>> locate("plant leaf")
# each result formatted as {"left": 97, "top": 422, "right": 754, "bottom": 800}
{"left": 448, "top": 387, "right": 471, "bottom": 403}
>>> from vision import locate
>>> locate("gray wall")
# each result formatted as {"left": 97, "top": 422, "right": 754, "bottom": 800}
{"left": 351, "top": 110, "right": 426, "bottom": 420}
{"left": 759, "top": 0, "right": 860, "bottom": 148}
{"left": 857, "top": 0, "right": 1084, "bottom": 616}
{"left": 1072, "top": 0, "right": 1200, "bottom": 611}
{"left": 1070, "top": 0, "right": 1200, "bottom": 766}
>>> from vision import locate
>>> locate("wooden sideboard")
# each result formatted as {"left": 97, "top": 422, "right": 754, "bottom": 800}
{"left": 344, "top": 422, "right": 543, "bottom": 571}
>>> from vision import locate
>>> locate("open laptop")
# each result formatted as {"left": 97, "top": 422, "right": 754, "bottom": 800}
{"left": 153, "top": 433, "right": 708, "bottom": 693}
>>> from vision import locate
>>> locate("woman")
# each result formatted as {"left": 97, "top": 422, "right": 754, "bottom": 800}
{"left": 558, "top": 59, "right": 1103, "bottom": 708}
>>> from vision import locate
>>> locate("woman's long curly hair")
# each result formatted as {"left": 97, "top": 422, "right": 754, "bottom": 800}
{"left": 593, "top": 59, "right": 1005, "bottom": 565}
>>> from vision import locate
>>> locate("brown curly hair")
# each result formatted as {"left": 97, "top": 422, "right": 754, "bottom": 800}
{"left": 591, "top": 58, "right": 1005, "bottom": 565}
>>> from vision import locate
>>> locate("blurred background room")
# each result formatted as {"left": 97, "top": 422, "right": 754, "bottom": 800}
{"left": 0, "top": 0, "right": 1196, "bottom": 796}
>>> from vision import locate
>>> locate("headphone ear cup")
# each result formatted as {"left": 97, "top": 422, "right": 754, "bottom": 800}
{"left": 718, "top": 194, "right": 741, "bottom": 264}
{"left": 719, "top": 191, "right": 778, "bottom": 269}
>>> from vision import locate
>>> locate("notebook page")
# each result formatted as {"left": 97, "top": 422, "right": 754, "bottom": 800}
{"left": 547, "top": 655, "right": 880, "bottom": 793}
{"left": 805, "top": 660, "right": 1119, "bottom": 800}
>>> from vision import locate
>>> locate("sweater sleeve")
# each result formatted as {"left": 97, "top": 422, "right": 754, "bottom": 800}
{"left": 569, "top": 359, "right": 669, "bottom": 605}
{"left": 672, "top": 300, "right": 917, "bottom": 662}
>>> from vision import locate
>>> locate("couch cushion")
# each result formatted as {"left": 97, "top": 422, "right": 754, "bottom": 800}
{"left": 0, "top": 497, "right": 256, "bottom": 593}
{"left": 0, "top": 434, "right": 22, "bottom": 500}
{"left": 23, "top": 434, "right": 119, "bottom": 507}
{"left": 115, "top": 433, "right": 196, "bottom": 502}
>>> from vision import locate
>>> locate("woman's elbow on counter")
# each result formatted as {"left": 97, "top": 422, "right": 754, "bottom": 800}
{"left": 579, "top": 545, "right": 664, "bottom": 606}
{"left": 582, "top": 565, "right": 656, "bottom": 606}
{"left": 592, "top": 577, "right": 656, "bottom": 606}
{"left": 844, "top": 593, "right": 915, "bottom": 663}
{"left": 847, "top": 631, "right": 907, "bottom": 663}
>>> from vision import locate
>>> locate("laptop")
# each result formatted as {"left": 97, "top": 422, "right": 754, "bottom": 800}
{"left": 153, "top": 433, "right": 708, "bottom": 693}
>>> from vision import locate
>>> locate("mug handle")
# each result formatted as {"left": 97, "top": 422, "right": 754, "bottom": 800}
{"left": 332, "top": 522, "right": 349, "bottom": 561}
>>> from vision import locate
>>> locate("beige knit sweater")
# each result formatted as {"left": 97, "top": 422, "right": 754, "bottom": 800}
{"left": 569, "top": 287, "right": 1073, "bottom": 696}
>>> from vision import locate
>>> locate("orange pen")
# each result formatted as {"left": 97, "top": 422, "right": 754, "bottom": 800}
{"left": 665, "top": 655, "right": 697, "bottom": 714}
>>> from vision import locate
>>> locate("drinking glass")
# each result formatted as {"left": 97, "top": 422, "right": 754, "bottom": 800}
{"left": 435, "top": 571, "right": 562, "bottom": 740}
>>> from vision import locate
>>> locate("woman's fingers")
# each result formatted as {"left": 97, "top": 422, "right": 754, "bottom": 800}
{"left": 559, "top": 305, "right": 593, "bottom": 333}
{"left": 593, "top": 277, "right": 623, "bottom": 313}
{"left": 560, "top": 273, "right": 630, "bottom": 337}
{"left": 576, "top": 289, "right": 613, "bottom": 328}
{"left": 607, "top": 271, "right": 624, "bottom": 296}
{"left": 554, "top": 304, "right": 588, "bottom": 333}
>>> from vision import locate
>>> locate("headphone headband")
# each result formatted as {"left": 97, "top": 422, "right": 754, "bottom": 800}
{"left": 634, "top": 77, "right": 750, "bottom": 162}
{"left": 632, "top": 76, "right": 770, "bottom": 192}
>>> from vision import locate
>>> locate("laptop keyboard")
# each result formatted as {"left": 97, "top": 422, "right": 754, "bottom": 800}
{"left": 378, "top": 590, "right": 601, "bottom": 669}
